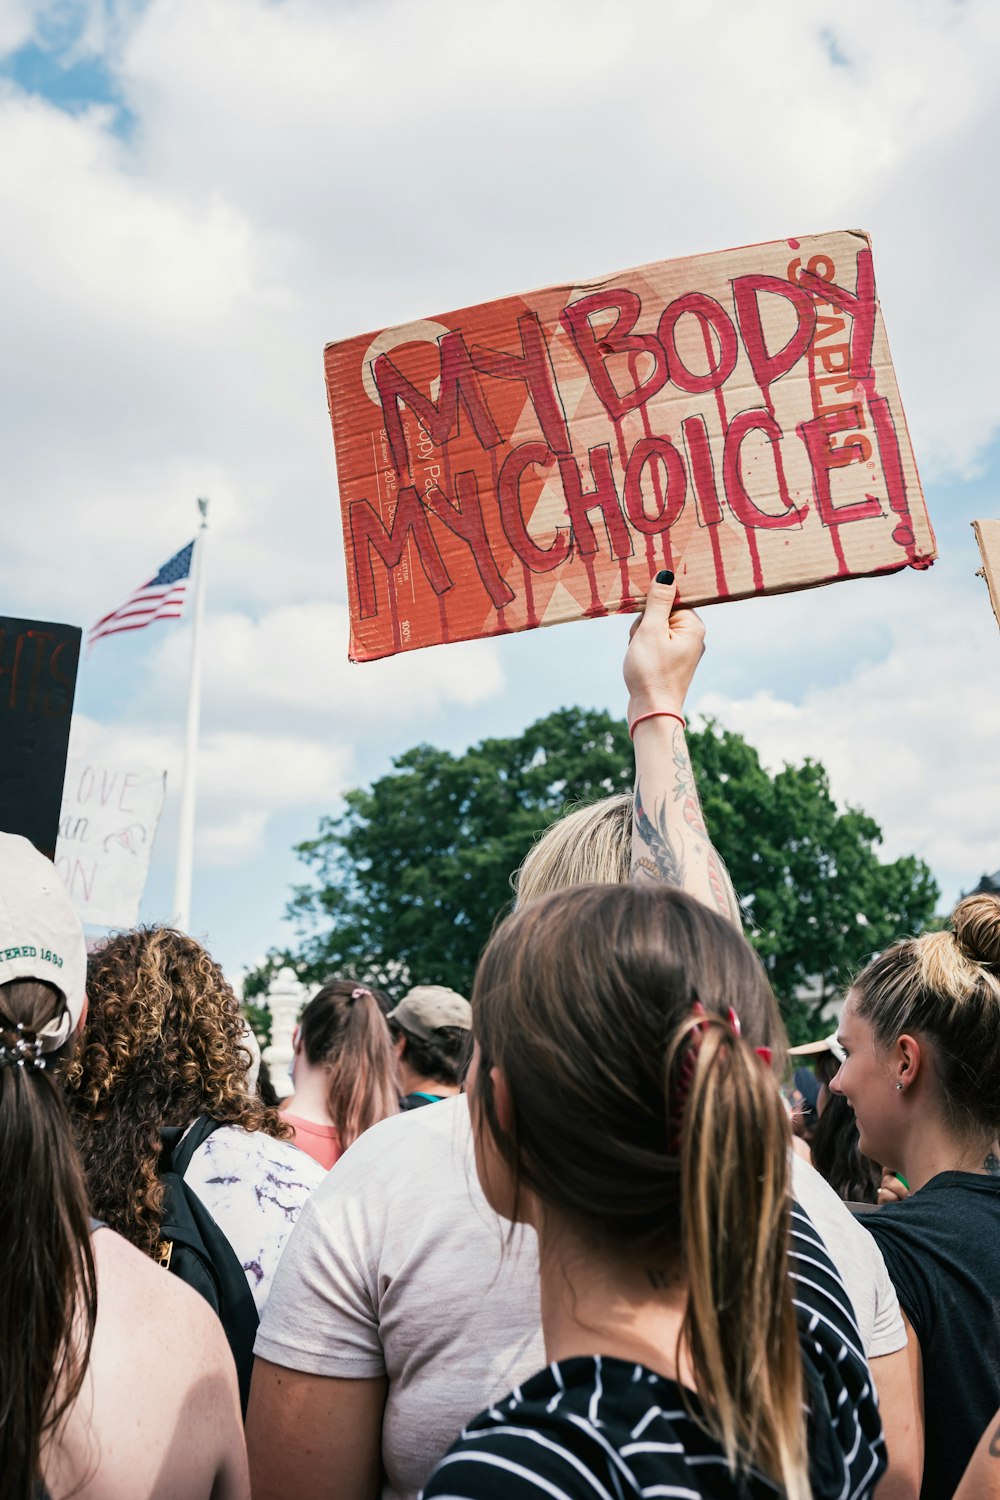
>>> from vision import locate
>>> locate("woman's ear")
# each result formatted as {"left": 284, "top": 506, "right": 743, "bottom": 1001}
{"left": 292, "top": 1023, "right": 302, "bottom": 1055}
{"left": 471, "top": 1063, "right": 526, "bottom": 1226}
{"left": 896, "top": 1033, "right": 923, "bottom": 1090}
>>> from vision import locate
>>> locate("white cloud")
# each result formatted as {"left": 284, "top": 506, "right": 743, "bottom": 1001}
{"left": 3, "top": 0, "right": 1000, "bottom": 967}
{"left": 0, "top": 0, "right": 32, "bottom": 53}
{"left": 140, "top": 600, "right": 507, "bottom": 727}
{"left": 103, "top": 0, "right": 1000, "bottom": 492}
{"left": 70, "top": 599, "right": 505, "bottom": 869}
{"left": 69, "top": 713, "right": 353, "bottom": 865}
{"left": 697, "top": 571, "right": 1000, "bottom": 907}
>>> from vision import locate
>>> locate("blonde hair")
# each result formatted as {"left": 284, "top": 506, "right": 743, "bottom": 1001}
{"left": 474, "top": 884, "right": 807, "bottom": 1497}
{"left": 853, "top": 893, "right": 1000, "bottom": 1136}
{"left": 513, "top": 794, "right": 632, "bottom": 907}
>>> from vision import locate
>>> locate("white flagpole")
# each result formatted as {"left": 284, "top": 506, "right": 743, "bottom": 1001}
{"left": 173, "top": 498, "right": 209, "bottom": 930}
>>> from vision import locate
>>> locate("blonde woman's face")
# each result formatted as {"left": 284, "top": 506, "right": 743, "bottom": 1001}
{"left": 829, "top": 992, "right": 901, "bottom": 1165}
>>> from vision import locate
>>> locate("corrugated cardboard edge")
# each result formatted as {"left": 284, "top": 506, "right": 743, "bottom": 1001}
{"left": 346, "top": 555, "right": 923, "bottom": 663}
{"left": 973, "top": 520, "right": 1000, "bottom": 634}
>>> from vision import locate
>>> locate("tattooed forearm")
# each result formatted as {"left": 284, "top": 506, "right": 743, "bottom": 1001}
{"left": 673, "top": 738, "right": 709, "bottom": 842}
{"left": 632, "top": 780, "right": 684, "bottom": 886}
{"left": 708, "top": 849, "right": 743, "bottom": 928}
{"left": 632, "top": 725, "right": 742, "bottom": 928}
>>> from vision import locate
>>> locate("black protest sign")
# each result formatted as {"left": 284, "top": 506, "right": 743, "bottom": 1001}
{"left": 0, "top": 616, "right": 81, "bottom": 859}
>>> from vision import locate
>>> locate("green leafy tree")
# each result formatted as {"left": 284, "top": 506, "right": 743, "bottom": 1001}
{"left": 257, "top": 708, "right": 938, "bottom": 1039}
{"left": 691, "top": 724, "right": 939, "bottom": 1040}
{"left": 254, "top": 708, "right": 632, "bottom": 1001}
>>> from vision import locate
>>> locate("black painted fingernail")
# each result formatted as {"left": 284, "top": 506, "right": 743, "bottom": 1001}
{"left": 656, "top": 569, "right": 674, "bottom": 585}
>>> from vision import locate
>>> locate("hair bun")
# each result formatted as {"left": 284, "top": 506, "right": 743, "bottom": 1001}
{"left": 952, "top": 894, "right": 1000, "bottom": 967}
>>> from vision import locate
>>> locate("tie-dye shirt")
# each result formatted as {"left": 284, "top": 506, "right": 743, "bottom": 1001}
{"left": 183, "top": 1124, "right": 326, "bottom": 1314}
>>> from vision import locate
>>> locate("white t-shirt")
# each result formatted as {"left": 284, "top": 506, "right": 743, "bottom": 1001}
{"left": 790, "top": 1151, "right": 905, "bottom": 1358}
{"left": 255, "top": 1096, "right": 543, "bottom": 1500}
{"left": 184, "top": 1124, "right": 326, "bottom": 1314}
{"left": 256, "top": 1096, "right": 904, "bottom": 1500}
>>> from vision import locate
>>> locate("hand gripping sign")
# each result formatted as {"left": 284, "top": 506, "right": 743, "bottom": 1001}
{"left": 324, "top": 230, "right": 935, "bottom": 662}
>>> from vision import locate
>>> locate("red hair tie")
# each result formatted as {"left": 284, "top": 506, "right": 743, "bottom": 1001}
{"left": 667, "top": 1001, "right": 772, "bottom": 1152}
{"left": 726, "top": 1004, "right": 773, "bottom": 1065}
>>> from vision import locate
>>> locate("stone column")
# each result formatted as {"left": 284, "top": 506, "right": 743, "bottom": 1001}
{"left": 263, "top": 966, "right": 306, "bottom": 1099}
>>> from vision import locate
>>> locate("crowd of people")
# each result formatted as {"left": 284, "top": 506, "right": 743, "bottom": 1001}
{"left": 4, "top": 569, "right": 1000, "bottom": 1499}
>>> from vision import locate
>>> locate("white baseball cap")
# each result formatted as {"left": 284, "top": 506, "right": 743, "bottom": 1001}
{"left": 787, "top": 1032, "right": 846, "bottom": 1064}
{"left": 0, "top": 833, "right": 87, "bottom": 1052}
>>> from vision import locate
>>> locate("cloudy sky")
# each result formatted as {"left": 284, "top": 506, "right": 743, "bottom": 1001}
{"left": 1, "top": 0, "right": 997, "bottom": 978}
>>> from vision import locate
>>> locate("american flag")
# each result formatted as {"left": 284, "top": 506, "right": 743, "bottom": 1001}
{"left": 88, "top": 541, "right": 195, "bottom": 651}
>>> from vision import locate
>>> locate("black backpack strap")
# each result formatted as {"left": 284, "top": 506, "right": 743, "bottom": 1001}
{"left": 164, "top": 1116, "right": 223, "bottom": 1178}
{"left": 157, "top": 1116, "right": 259, "bottom": 1416}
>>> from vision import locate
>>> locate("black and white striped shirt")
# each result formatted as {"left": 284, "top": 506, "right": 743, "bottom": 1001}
{"left": 422, "top": 1204, "right": 885, "bottom": 1500}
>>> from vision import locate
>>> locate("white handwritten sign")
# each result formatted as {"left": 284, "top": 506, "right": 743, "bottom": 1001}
{"left": 55, "top": 761, "right": 167, "bottom": 927}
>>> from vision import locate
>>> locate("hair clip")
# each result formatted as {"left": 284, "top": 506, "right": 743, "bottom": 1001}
{"left": 668, "top": 1003, "right": 711, "bottom": 1153}
{"left": 350, "top": 986, "right": 372, "bottom": 1003}
{"left": 0, "top": 1034, "right": 47, "bottom": 1070}
{"left": 668, "top": 1001, "right": 773, "bottom": 1152}
{"left": 725, "top": 1005, "right": 772, "bottom": 1066}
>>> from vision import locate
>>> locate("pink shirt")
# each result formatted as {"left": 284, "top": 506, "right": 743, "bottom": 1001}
{"left": 280, "top": 1111, "right": 342, "bottom": 1171}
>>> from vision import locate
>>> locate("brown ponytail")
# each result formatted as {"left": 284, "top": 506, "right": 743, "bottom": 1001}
{"left": 676, "top": 1015, "right": 807, "bottom": 1497}
{"left": 298, "top": 980, "right": 399, "bottom": 1147}
{"left": 0, "top": 979, "right": 97, "bottom": 1500}
{"left": 473, "top": 884, "right": 806, "bottom": 1495}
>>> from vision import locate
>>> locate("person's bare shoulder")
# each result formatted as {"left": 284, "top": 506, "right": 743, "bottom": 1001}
{"left": 92, "top": 1225, "right": 235, "bottom": 1378}
{"left": 49, "top": 1229, "right": 248, "bottom": 1500}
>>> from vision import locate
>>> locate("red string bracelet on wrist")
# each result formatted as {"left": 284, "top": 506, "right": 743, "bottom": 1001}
{"left": 628, "top": 710, "right": 687, "bottom": 740}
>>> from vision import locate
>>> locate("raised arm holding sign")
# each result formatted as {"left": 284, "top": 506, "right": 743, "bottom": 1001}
{"left": 623, "top": 569, "right": 741, "bottom": 928}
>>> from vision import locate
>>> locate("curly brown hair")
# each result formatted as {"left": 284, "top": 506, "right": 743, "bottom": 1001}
{"left": 64, "top": 926, "right": 290, "bottom": 1257}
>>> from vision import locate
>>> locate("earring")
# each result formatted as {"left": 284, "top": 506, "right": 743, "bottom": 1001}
{"left": 896, "top": 1082, "right": 903, "bottom": 1091}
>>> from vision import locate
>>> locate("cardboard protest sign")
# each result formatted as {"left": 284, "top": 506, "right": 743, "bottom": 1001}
{"left": 325, "top": 230, "right": 935, "bottom": 662}
{"left": 0, "top": 616, "right": 80, "bottom": 857}
{"left": 55, "top": 761, "right": 167, "bottom": 927}
{"left": 973, "top": 521, "right": 1000, "bottom": 634}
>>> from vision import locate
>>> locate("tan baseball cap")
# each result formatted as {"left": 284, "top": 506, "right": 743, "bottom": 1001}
{"left": 0, "top": 833, "right": 87, "bottom": 1051}
{"left": 387, "top": 984, "right": 472, "bottom": 1041}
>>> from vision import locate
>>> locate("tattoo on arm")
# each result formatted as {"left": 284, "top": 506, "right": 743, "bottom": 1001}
{"left": 633, "top": 780, "right": 743, "bottom": 926}
{"left": 671, "top": 737, "right": 741, "bottom": 926}
{"left": 673, "top": 740, "right": 709, "bottom": 842}
{"left": 985, "top": 1152, "right": 1000, "bottom": 1176}
{"left": 990, "top": 1420, "right": 1000, "bottom": 1459}
{"left": 708, "top": 849, "right": 743, "bottom": 928}
{"left": 632, "top": 780, "right": 684, "bottom": 887}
